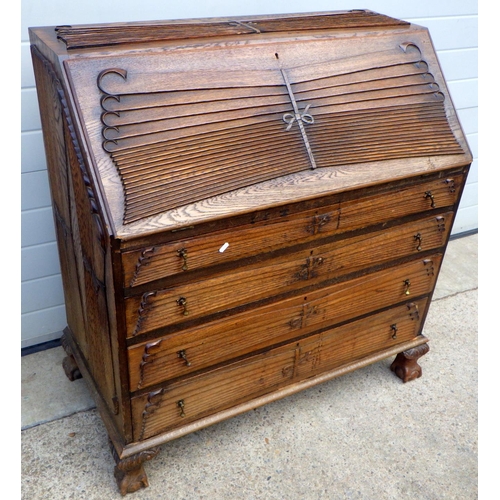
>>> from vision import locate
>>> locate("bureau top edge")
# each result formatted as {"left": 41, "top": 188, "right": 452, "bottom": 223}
{"left": 30, "top": 10, "right": 411, "bottom": 52}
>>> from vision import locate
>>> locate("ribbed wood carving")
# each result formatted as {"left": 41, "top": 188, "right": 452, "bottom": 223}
{"left": 97, "top": 42, "right": 462, "bottom": 224}
{"left": 56, "top": 11, "right": 409, "bottom": 49}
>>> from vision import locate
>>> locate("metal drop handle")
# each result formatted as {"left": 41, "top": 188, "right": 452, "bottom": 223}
{"left": 177, "top": 349, "right": 191, "bottom": 367}
{"left": 177, "top": 248, "right": 188, "bottom": 271}
{"left": 391, "top": 324, "right": 398, "bottom": 340}
{"left": 424, "top": 191, "right": 436, "bottom": 208}
{"left": 414, "top": 233, "right": 422, "bottom": 251}
{"left": 177, "top": 400, "right": 185, "bottom": 418}
{"left": 177, "top": 297, "right": 189, "bottom": 316}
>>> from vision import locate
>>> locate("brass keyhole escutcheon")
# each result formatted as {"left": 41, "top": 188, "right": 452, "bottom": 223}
{"left": 177, "top": 349, "right": 191, "bottom": 367}
{"left": 424, "top": 191, "right": 436, "bottom": 208}
{"left": 414, "top": 233, "right": 422, "bottom": 251}
{"left": 403, "top": 279, "right": 411, "bottom": 296}
{"left": 177, "top": 399, "right": 185, "bottom": 418}
{"left": 177, "top": 297, "right": 189, "bottom": 316}
{"left": 391, "top": 324, "right": 398, "bottom": 340}
{"left": 177, "top": 248, "right": 188, "bottom": 271}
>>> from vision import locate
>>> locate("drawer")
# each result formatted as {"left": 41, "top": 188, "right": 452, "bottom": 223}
{"left": 131, "top": 299, "right": 427, "bottom": 440}
{"left": 127, "top": 255, "right": 440, "bottom": 390}
{"left": 291, "top": 297, "right": 428, "bottom": 380}
{"left": 122, "top": 173, "right": 464, "bottom": 288}
{"left": 125, "top": 214, "right": 451, "bottom": 337}
{"left": 122, "top": 202, "right": 340, "bottom": 288}
{"left": 337, "top": 172, "right": 463, "bottom": 231}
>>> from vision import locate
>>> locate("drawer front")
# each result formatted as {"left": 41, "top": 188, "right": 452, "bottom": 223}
{"left": 291, "top": 297, "right": 428, "bottom": 380}
{"left": 122, "top": 203, "right": 341, "bottom": 287}
{"left": 122, "top": 173, "right": 463, "bottom": 287}
{"left": 127, "top": 255, "right": 440, "bottom": 390}
{"left": 125, "top": 214, "right": 451, "bottom": 337}
{"left": 131, "top": 299, "right": 427, "bottom": 440}
{"left": 338, "top": 173, "right": 463, "bottom": 231}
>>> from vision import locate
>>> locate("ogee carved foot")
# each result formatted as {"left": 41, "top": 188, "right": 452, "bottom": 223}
{"left": 62, "top": 355, "right": 82, "bottom": 381}
{"left": 60, "top": 331, "right": 82, "bottom": 381}
{"left": 390, "top": 343, "right": 430, "bottom": 383}
{"left": 109, "top": 439, "right": 160, "bottom": 496}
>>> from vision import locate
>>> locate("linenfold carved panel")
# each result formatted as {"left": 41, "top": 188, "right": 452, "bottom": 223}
{"left": 96, "top": 42, "right": 462, "bottom": 224}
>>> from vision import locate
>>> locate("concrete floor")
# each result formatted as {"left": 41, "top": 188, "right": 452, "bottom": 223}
{"left": 21, "top": 234, "right": 478, "bottom": 500}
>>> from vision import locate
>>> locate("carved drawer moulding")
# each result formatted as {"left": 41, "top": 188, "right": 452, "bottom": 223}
{"left": 30, "top": 9, "right": 471, "bottom": 496}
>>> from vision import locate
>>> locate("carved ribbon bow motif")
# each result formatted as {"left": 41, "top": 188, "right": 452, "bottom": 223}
{"left": 282, "top": 104, "right": 315, "bottom": 131}
{"left": 278, "top": 64, "right": 317, "bottom": 169}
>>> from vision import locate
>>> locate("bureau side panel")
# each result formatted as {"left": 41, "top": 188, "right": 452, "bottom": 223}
{"left": 31, "top": 46, "right": 87, "bottom": 352}
{"left": 31, "top": 45, "right": 124, "bottom": 434}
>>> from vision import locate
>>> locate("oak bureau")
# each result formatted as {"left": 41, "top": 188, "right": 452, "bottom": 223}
{"left": 29, "top": 10, "right": 471, "bottom": 495}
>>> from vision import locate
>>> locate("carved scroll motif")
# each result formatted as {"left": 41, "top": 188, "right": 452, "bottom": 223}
{"left": 423, "top": 258, "right": 435, "bottom": 277}
{"left": 436, "top": 216, "right": 446, "bottom": 233}
{"left": 445, "top": 178, "right": 456, "bottom": 193}
{"left": 129, "top": 247, "right": 156, "bottom": 287}
{"left": 32, "top": 45, "right": 105, "bottom": 249}
{"left": 137, "top": 339, "right": 163, "bottom": 389}
{"left": 406, "top": 302, "right": 420, "bottom": 321}
{"left": 97, "top": 68, "right": 128, "bottom": 154}
{"left": 132, "top": 291, "right": 157, "bottom": 336}
{"left": 139, "top": 389, "right": 164, "bottom": 441}
{"left": 297, "top": 343, "right": 322, "bottom": 371}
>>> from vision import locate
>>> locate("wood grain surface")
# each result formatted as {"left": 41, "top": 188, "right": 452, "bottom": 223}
{"left": 30, "top": 12, "right": 471, "bottom": 493}
{"left": 131, "top": 297, "right": 427, "bottom": 440}
{"left": 62, "top": 23, "right": 470, "bottom": 234}
{"left": 124, "top": 213, "right": 449, "bottom": 338}
{"left": 122, "top": 172, "right": 463, "bottom": 287}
